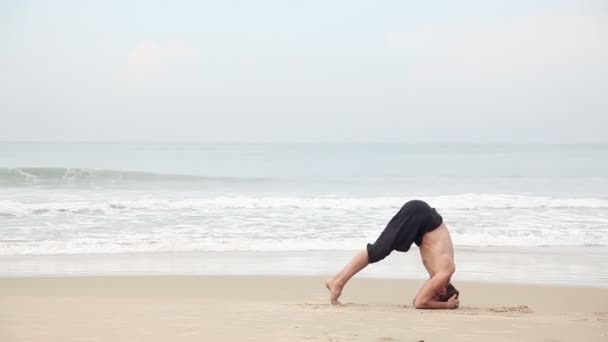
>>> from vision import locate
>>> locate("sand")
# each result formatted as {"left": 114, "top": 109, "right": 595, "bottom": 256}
{"left": 1, "top": 276, "right": 607, "bottom": 342}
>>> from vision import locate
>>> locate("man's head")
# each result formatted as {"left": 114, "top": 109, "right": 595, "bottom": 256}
{"left": 438, "top": 283, "right": 459, "bottom": 302}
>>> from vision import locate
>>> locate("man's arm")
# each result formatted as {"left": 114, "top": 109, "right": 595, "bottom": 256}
{"left": 413, "top": 272, "right": 459, "bottom": 309}
{"left": 415, "top": 296, "right": 458, "bottom": 309}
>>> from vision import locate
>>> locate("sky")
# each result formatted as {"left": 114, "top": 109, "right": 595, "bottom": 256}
{"left": 1, "top": 0, "right": 607, "bottom": 143}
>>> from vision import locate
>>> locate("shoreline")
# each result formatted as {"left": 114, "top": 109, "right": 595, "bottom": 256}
{"left": 2, "top": 274, "right": 608, "bottom": 290}
{"left": 1, "top": 246, "right": 607, "bottom": 287}
{"left": 2, "top": 275, "right": 607, "bottom": 341}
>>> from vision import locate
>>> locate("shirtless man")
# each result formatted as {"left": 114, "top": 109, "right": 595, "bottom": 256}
{"left": 325, "top": 200, "right": 460, "bottom": 309}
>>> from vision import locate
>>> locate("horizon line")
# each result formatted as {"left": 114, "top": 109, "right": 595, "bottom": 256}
{"left": 0, "top": 140, "right": 607, "bottom": 145}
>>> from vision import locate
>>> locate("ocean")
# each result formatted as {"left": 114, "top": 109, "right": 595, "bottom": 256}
{"left": 1, "top": 142, "right": 607, "bottom": 285}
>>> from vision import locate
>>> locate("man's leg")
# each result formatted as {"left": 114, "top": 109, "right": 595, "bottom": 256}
{"left": 325, "top": 202, "right": 414, "bottom": 305}
{"left": 324, "top": 249, "right": 370, "bottom": 305}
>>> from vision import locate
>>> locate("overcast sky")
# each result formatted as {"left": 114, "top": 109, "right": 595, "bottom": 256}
{"left": 1, "top": 1, "right": 607, "bottom": 143}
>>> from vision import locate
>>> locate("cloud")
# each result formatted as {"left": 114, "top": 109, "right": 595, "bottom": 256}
{"left": 390, "top": 15, "right": 608, "bottom": 84}
{"left": 127, "top": 39, "right": 196, "bottom": 67}
{"left": 119, "top": 39, "right": 198, "bottom": 84}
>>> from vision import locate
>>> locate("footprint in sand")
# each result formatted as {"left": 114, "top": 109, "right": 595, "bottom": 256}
{"left": 489, "top": 305, "right": 533, "bottom": 313}
{"left": 592, "top": 312, "right": 608, "bottom": 322}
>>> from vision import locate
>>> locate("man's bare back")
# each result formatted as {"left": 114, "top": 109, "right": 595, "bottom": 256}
{"left": 413, "top": 223, "right": 459, "bottom": 309}
{"left": 419, "top": 223, "right": 455, "bottom": 278}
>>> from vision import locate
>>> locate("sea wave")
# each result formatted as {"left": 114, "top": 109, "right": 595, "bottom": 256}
{"left": 0, "top": 167, "right": 269, "bottom": 186}
{"left": 1, "top": 193, "right": 608, "bottom": 217}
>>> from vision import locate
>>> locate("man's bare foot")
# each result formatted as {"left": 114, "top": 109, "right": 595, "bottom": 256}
{"left": 324, "top": 277, "right": 344, "bottom": 305}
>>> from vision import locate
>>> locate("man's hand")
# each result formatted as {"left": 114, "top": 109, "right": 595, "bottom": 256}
{"left": 446, "top": 294, "right": 459, "bottom": 309}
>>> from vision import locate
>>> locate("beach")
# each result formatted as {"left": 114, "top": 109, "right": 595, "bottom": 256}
{"left": 3, "top": 0, "right": 608, "bottom": 338}
{"left": 2, "top": 275, "right": 607, "bottom": 342}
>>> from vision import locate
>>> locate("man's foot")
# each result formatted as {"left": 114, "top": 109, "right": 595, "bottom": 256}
{"left": 324, "top": 277, "right": 344, "bottom": 305}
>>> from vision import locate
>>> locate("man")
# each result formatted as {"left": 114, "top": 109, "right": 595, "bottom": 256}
{"left": 325, "top": 199, "right": 460, "bottom": 309}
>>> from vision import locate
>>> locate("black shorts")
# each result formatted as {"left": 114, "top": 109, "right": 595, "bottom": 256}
{"left": 367, "top": 200, "right": 443, "bottom": 263}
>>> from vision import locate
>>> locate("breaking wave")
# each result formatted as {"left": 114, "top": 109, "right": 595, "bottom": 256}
{"left": 0, "top": 167, "right": 269, "bottom": 187}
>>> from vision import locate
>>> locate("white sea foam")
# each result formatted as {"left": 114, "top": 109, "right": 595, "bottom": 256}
{"left": 2, "top": 194, "right": 608, "bottom": 217}
{"left": 0, "top": 231, "right": 605, "bottom": 256}
{"left": 1, "top": 192, "right": 607, "bottom": 255}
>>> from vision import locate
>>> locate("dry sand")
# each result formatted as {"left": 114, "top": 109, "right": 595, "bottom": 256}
{"left": 1, "top": 276, "right": 607, "bottom": 342}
